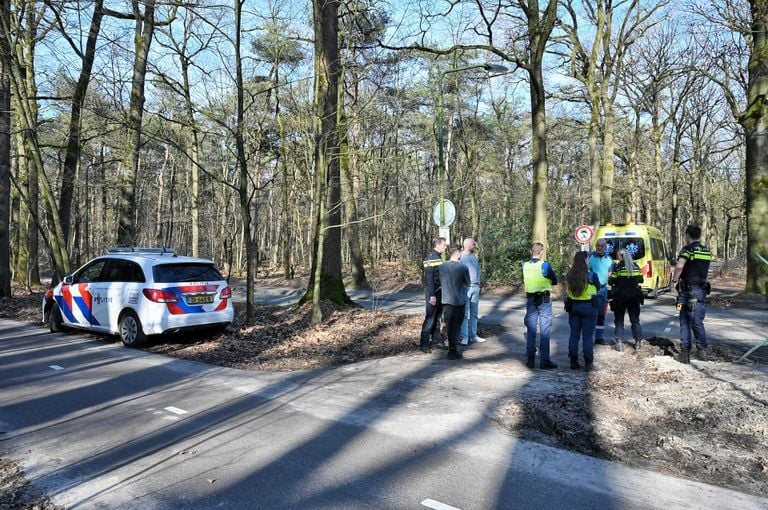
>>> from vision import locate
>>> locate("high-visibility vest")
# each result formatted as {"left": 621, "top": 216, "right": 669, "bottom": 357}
{"left": 523, "top": 260, "right": 553, "bottom": 293}
{"left": 568, "top": 271, "right": 598, "bottom": 300}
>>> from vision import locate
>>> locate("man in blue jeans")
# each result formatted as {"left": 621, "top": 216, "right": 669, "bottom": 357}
{"left": 523, "top": 243, "right": 558, "bottom": 369}
{"left": 460, "top": 237, "right": 486, "bottom": 346}
{"left": 588, "top": 239, "right": 614, "bottom": 344}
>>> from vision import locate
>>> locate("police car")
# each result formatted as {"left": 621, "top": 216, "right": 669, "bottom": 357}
{"left": 42, "top": 248, "right": 234, "bottom": 347}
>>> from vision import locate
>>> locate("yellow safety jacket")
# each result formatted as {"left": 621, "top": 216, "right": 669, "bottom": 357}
{"left": 523, "top": 260, "right": 553, "bottom": 293}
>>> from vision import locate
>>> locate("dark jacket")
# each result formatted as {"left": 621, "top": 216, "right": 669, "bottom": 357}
{"left": 440, "top": 261, "right": 470, "bottom": 306}
{"left": 423, "top": 250, "right": 443, "bottom": 299}
{"left": 609, "top": 261, "right": 643, "bottom": 300}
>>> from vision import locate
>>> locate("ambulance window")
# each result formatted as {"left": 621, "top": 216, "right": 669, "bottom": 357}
{"left": 603, "top": 238, "right": 645, "bottom": 260}
{"left": 75, "top": 260, "right": 107, "bottom": 283}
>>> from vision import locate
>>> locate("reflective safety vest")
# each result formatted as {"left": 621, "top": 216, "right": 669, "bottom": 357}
{"left": 422, "top": 258, "right": 444, "bottom": 269}
{"left": 568, "top": 272, "right": 598, "bottom": 301}
{"left": 523, "top": 260, "right": 553, "bottom": 293}
{"left": 684, "top": 244, "right": 713, "bottom": 262}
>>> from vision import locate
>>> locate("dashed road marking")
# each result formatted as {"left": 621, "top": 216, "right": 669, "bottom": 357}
{"left": 422, "top": 499, "right": 461, "bottom": 510}
{"left": 664, "top": 327, "right": 672, "bottom": 333}
{"left": 164, "top": 406, "right": 188, "bottom": 415}
{"left": 49, "top": 365, "right": 64, "bottom": 370}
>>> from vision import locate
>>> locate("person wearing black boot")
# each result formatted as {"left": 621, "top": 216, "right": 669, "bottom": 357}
{"left": 671, "top": 225, "right": 712, "bottom": 364}
{"left": 420, "top": 238, "right": 447, "bottom": 353}
{"left": 439, "top": 246, "right": 471, "bottom": 360}
{"left": 565, "top": 251, "right": 601, "bottom": 372}
{"left": 523, "top": 242, "right": 559, "bottom": 370}
{"left": 609, "top": 248, "right": 644, "bottom": 352}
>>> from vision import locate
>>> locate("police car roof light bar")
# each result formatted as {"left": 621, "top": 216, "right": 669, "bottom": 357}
{"left": 108, "top": 247, "right": 176, "bottom": 256}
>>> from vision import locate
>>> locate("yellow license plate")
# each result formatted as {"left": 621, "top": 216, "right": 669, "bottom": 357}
{"left": 187, "top": 294, "right": 214, "bottom": 304}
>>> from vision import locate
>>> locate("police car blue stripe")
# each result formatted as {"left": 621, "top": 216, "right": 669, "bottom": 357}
{"left": 73, "top": 296, "right": 100, "bottom": 326}
{"left": 166, "top": 287, "right": 208, "bottom": 314}
{"left": 54, "top": 295, "right": 78, "bottom": 323}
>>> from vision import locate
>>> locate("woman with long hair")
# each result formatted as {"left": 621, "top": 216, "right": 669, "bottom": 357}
{"left": 565, "top": 251, "right": 602, "bottom": 371}
{"left": 609, "top": 248, "right": 644, "bottom": 352}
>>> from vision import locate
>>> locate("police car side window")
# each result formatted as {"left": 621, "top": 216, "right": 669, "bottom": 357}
{"left": 75, "top": 260, "right": 107, "bottom": 283}
{"left": 101, "top": 260, "right": 146, "bottom": 283}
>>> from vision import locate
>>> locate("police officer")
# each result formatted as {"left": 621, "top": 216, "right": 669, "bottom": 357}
{"left": 609, "top": 248, "right": 644, "bottom": 352}
{"left": 671, "top": 225, "right": 712, "bottom": 363}
{"left": 523, "top": 242, "right": 558, "bottom": 369}
{"left": 420, "top": 237, "right": 447, "bottom": 353}
{"left": 566, "top": 251, "right": 602, "bottom": 372}
{"left": 588, "top": 239, "right": 613, "bottom": 345}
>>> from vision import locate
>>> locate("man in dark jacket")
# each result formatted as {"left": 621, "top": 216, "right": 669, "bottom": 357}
{"left": 420, "top": 237, "right": 447, "bottom": 353}
{"left": 440, "top": 245, "right": 471, "bottom": 359}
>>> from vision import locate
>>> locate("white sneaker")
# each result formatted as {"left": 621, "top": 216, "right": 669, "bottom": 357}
{"left": 473, "top": 336, "right": 487, "bottom": 343}
{"left": 460, "top": 339, "right": 469, "bottom": 346}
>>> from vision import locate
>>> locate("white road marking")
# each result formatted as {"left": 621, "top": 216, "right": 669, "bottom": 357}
{"left": 664, "top": 327, "right": 672, "bottom": 333}
{"left": 49, "top": 365, "right": 64, "bottom": 370}
{"left": 164, "top": 406, "right": 188, "bottom": 415}
{"left": 669, "top": 321, "right": 676, "bottom": 325}
{"left": 422, "top": 499, "right": 461, "bottom": 510}
{"left": 162, "top": 416, "right": 180, "bottom": 421}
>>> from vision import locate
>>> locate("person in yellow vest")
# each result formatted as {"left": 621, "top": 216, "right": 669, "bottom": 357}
{"left": 565, "top": 251, "right": 602, "bottom": 371}
{"left": 522, "top": 242, "right": 558, "bottom": 369}
{"left": 609, "top": 247, "right": 644, "bottom": 352}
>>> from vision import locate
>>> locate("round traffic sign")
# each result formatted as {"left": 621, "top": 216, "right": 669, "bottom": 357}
{"left": 574, "top": 225, "right": 594, "bottom": 244}
{"left": 432, "top": 199, "right": 456, "bottom": 227}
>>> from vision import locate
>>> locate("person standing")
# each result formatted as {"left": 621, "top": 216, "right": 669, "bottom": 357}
{"left": 440, "top": 246, "right": 471, "bottom": 359}
{"left": 460, "top": 237, "right": 486, "bottom": 346}
{"left": 522, "top": 242, "right": 558, "bottom": 369}
{"left": 671, "top": 225, "right": 713, "bottom": 363}
{"left": 609, "top": 248, "right": 644, "bottom": 351}
{"left": 588, "top": 239, "right": 614, "bottom": 345}
{"left": 420, "top": 237, "right": 447, "bottom": 353}
{"left": 565, "top": 251, "right": 602, "bottom": 372}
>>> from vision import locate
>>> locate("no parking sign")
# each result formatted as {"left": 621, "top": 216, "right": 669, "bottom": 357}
{"left": 574, "top": 225, "right": 594, "bottom": 245}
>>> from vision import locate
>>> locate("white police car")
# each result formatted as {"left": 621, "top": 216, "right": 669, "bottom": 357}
{"left": 42, "top": 248, "right": 234, "bottom": 347}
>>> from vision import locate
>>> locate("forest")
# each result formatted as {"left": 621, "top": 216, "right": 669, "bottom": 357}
{"left": 0, "top": 0, "right": 767, "bottom": 323}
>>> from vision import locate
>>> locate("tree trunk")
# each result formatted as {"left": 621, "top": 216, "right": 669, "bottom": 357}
{"left": 59, "top": 0, "right": 103, "bottom": 249}
{"left": 234, "top": 0, "right": 256, "bottom": 323}
{"left": 302, "top": 0, "right": 352, "bottom": 322}
{"left": 743, "top": 1, "right": 768, "bottom": 293}
{"left": 0, "top": 0, "right": 10, "bottom": 296}
{"left": 117, "top": 0, "right": 156, "bottom": 246}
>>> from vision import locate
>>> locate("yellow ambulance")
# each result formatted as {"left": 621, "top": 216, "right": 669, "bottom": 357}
{"left": 593, "top": 223, "right": 674, "bottom": 298}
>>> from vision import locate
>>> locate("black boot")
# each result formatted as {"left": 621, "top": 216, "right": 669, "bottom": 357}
{"left": 584, "top": 358, "right": 594, "bottom": 372}
{"left": 540, "top": 360, "right": 558, "bottom": 370}
{"left": 697, "top": 348, "right": 708, "bottom": 362}
{"left": 526, "top": 355, "right": 535, "bottom": 369}
{"left": 570, "top": 357, "right": 581, "bottom": 370}
{"left": 613, "top": 339, "right": 624, "bottom": 352}
{"left": 679, "top": 349, "right": 690, "bottom": 364}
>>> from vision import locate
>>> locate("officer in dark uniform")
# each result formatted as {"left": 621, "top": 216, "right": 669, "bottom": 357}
{"left": 420, "top": 237, "right": 447, "bottom": 353}
{"left": 671, "top": 225, "right": 713, "bottom": 363}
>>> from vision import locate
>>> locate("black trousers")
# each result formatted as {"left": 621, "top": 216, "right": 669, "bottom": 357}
{"left": 420, "top": 297, "right": 443, "bottom": 347}
{"left": 612, "top": 292, "right": 642, "bottom": 342}
{"left": 443, "top": 303, "right": 465, "bottom": 353}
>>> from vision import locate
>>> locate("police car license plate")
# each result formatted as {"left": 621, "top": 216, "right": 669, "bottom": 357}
{"left": 187, "top": 294, "right": 214, "bottom": 304}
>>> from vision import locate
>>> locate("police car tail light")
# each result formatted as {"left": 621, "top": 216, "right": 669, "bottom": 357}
{"left": 45, "top": 288, "right": 53, "bottom": 301}
{"left": 219, "top": 287, "right": 231, "bottom": 300}
{"left": 142, "top": 289, "right": 178, "bottom": 303}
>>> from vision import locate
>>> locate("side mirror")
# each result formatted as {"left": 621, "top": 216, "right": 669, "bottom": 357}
{"left": 63, "top": 275, "right": 73, "bottom": 284}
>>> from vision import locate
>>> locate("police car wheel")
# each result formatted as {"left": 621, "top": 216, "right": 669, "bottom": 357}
{"left": 49, "top": 303, "right": 67, "bottom": 333}
{"left": 119, "top": 311, "right": 147, "bottom": 348}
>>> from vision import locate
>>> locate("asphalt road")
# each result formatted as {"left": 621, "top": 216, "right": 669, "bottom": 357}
{"left": 1, "top": 288, "right": 767, "bottom": 509}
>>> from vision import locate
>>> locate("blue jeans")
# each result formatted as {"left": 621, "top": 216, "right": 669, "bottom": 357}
{"left": 595, "top": 286, "right": 608, "bottom": 340}
{"left": 461, "top": 286, "right": 480, "bottom": 342}
{"left": 679, "top": 286, "right": 707, "bottom": 351}
{"left": 525, "top": 297, "right": 553, "bottom": 360}
{"left": 568, "top": 300, "right": 598, "bottom": 361}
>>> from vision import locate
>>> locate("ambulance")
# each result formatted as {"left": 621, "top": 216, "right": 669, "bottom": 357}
{"left": 42, "top": 248, "right": 234, "bottom": 347}
{"left": 593, "top": 223, "right": 674, "bottom": 297}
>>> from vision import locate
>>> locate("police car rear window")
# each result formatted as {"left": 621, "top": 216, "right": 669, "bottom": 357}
{"left": 600, "top": 238, "right": 646, "bottom": 260}
{"left": 153, "top": 263, "right": 223, "bottom": 283}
